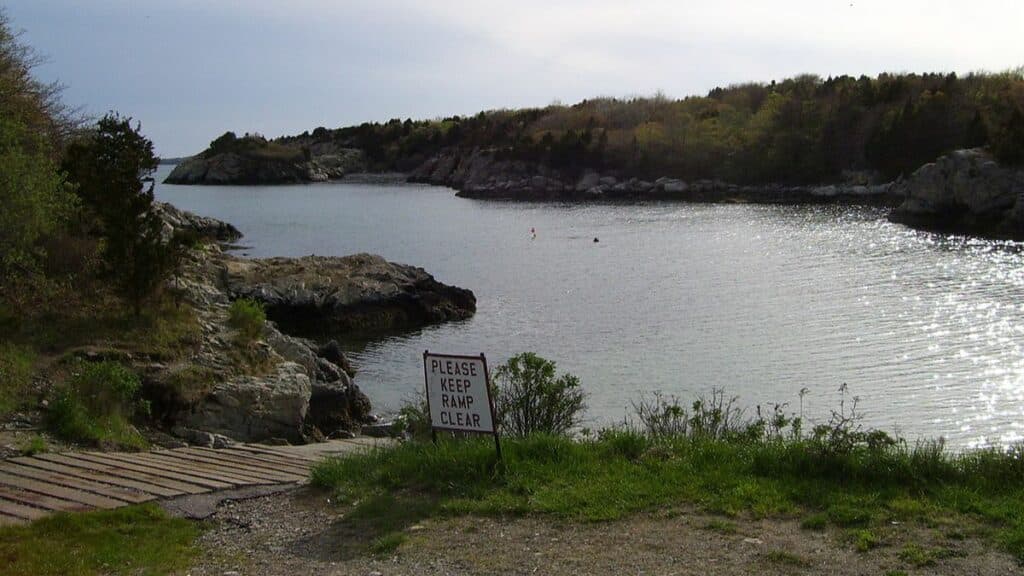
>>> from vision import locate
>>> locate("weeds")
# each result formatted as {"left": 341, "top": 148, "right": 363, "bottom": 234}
{"left": 228, "top": 298, "right": 265, "bottom": 344}
{"left": 19, "top": 434, "right": 47, "bottom": 456}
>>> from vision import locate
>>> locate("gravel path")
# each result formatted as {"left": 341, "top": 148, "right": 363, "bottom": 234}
{"left": 185, "top": 488, "right": 1020, "bottom": 576}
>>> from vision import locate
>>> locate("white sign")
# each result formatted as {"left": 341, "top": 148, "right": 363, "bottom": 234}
{"left": 423, "top": 352, "right": 495, "bottom": 433}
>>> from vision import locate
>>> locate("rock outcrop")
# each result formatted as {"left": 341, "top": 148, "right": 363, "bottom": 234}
{"left": 147, "top": 242, "right": 375, "bottom": 444}
{"left": 889, "top": 149, "right": 1024, "bottom": 239}
{"left": 409, "top": 148, "right": 900, "bottom": 206}
{"left": 147, "top": 207, "right": 474, "bottom": 443}
{"left": 153, "top": 202, "right": 242, "bottom": 242}
{"left": 164, "top": 145, "right": 366, "bottom": 186}
{"left": 223, "top": 253, "right": 477, "bottom": 337}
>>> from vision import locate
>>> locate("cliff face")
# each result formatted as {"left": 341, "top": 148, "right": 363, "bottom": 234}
{"left": 409, "top": 148, "right": 900, "bottom": 205}
{"left": 164, "top": 144, "right": 366, "bottom": 185}
{"left": 889, "top": 149, "right": 1024, "bottom": 240}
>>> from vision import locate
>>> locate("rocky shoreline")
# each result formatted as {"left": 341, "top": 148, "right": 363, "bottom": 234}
{"left": 164, "top": 139, "right": 1024, "bottom": 241}
{"left": 149, "top": 206, "right": 475, "bottom": 445}
{"left": 409, "top": 148, "right": 902, "bottom": 206}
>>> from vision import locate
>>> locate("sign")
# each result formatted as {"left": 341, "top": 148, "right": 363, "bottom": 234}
{"left": 423, "top": 352, "right": 495, "bottom": 433}
{"left": 422, "top": 351, "right": 502, "bottom": 458}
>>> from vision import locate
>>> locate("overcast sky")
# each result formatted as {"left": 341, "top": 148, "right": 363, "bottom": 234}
{"left": 6, "top": 0, "right": 1023, "bottom": 156}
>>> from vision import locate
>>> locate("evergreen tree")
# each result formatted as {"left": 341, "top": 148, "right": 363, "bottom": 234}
{"left": 62, "top": 114, "right": 169, "bottom": 315}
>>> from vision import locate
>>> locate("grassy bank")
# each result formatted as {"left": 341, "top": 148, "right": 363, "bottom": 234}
{"left": 312, "top": 432, "right": 1024, "bottom": 564}
{"left": 0, "top": 504, "right": 199, "bottom": 576}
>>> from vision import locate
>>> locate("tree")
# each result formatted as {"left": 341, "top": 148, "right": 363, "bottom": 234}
{"left": 0, "top": 9, "right": 79, "bottom": 273}
{"left": 62, "top": 114, "right": 169, "bottom": 315}
{"left": 0, "top": 114, "right": 76, "bottom": 271}
{"left": 0, "top": 9, "right": 82, "bottom": 152}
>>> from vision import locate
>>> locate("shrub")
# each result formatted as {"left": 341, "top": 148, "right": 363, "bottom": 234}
{"left": 228, "top": 298, "right": 265, "bottom": 344}
{"left": 492, "top": 352, "right": 585, "bottom": 437}
{"left": 0, "top": 342, "right": 34, "bottom": 415}
{"left": 46, "top": 361, "right": 148, "bottom": 449}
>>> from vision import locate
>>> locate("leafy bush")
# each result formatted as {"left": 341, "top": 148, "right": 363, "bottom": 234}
{"left": 228, "top": 298, "right": 265, "bottom": 344}
{"left": 492, "top": 352, "right": 586, "bottom": 437}
{"left": 46, "top": 361, "right": 148, "bottom": 449}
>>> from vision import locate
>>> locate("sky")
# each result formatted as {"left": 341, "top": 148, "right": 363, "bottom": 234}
{"left": 5, "top": 0, "right": 1023, "bottom": 157}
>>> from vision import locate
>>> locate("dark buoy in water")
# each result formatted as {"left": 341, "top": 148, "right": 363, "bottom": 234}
{"left": 593, "top": 237, "right": 599, "bottom": 243}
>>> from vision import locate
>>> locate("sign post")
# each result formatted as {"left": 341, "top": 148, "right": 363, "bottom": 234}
{"left": 422, "top": 350, "right": 501, "bottom": 459}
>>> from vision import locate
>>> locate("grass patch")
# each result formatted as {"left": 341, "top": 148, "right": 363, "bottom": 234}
{"left": 0, "top": 342, "right": 34, "bottom": 416}
{"left": 897, "top": 543, "right": 961, "bottom": 567}
{"left": 228, "top": 298, "right": 265, "bottom": 345}
{"left": 853, "top": 529, "right": 881, "bottom": 552}
{"left": 19, "top": 434, "right": 47, "bottom": 455}
{"left": 312, "top": 434, "right": 1024, "bottom": 562}
{"left": 0, "top": 504, "right": 199, "bottom": 576}
{"left": 369, "top": 532, "right": 408, "bottom": 556}
{"left": 800, "top": 513, "right": 827, "bottom": 531}
{"left": 764, "top": 549, "right": 808, "bottom": 567}
{"left": 704, "top": 518, "right": 738, "bottom": 535}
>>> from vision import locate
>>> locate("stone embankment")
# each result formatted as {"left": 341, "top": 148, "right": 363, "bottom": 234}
{"left": 889, "top": 148, "right": 1024, "bottom": 240}
{"left": 409, "top": 148, "right": 901, "bottom": 205}
{"left": 151, "top": 206, "right": 475, "bottom": 445}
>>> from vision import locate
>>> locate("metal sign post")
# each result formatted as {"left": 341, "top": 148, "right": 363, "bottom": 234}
{"left": 423, "top": 350, "right": 502, "bottom": 459}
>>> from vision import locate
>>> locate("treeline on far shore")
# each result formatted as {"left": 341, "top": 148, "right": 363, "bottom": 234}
{"left": 272, "top": 69, "right": 1024, "bottom": 185}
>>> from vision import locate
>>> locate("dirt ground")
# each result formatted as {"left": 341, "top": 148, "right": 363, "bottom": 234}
{"left": 183, "top": 488, "right": 1021, "bottom": 576}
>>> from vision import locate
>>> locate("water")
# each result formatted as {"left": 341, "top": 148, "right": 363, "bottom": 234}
{"left": 154, "top": 166, "right": 1024, "bottom": 449}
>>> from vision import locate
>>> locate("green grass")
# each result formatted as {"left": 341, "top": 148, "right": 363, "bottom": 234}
{"left": 19, "top": 434, "right": 47, "bottom": 455}
{"left": 704, "top": 518, "right": 738, "bottom": 535}
{"left": 228, "top": 298, "right": 265, "bottom": 344}
{"left": 369, "top": 532, "right": 408, "bottom": 556}
{"left": 764, "top": 549, "right": 808, "bottom": 567}
{"left": 853, "top": 529, "right": 881, "bottom": 552}
{"left": 0, "top": 504, "right": 199, "bottom": 576}
{"left": 312, "top": 434, "right": 1024, "bottom": 562}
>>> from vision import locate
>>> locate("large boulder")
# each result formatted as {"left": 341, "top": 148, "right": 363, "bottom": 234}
{"left": 178, "top": 362, "right": 311, "bottom": 443}
{"left": 224, "top": 253, "right": 477, "bottom": 337}
{"left": 307, "top": 376, "right": 374, "bottom": 437}
{"left": 889, "top": 149, "right": 1024, "bottom": 239}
